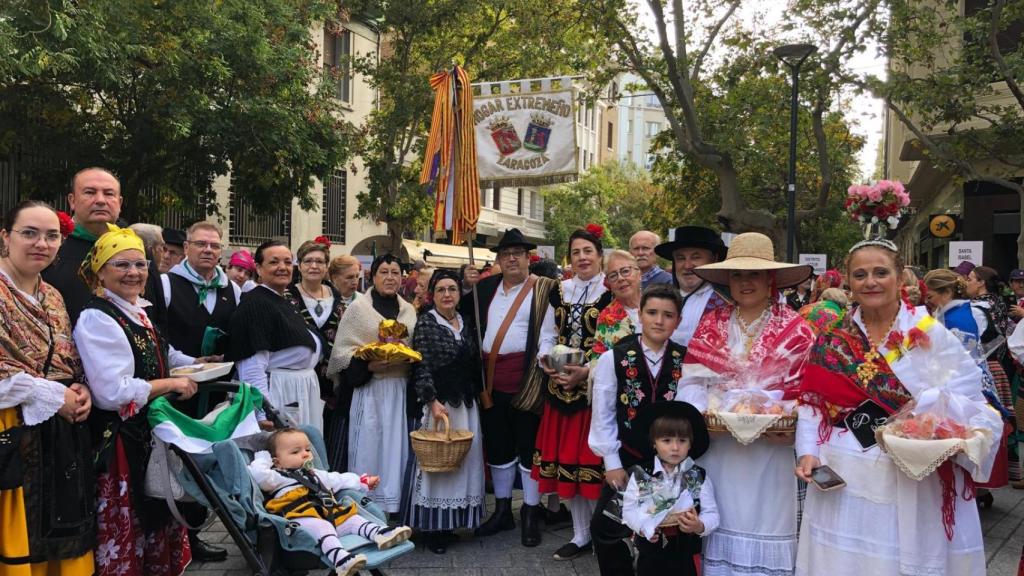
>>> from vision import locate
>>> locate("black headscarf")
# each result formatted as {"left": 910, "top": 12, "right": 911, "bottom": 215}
{"left": 429, "top": 268, "right": 462, "bottom": 293}
{"left": 370, "top": 253, "right": 402, "bottom": 277}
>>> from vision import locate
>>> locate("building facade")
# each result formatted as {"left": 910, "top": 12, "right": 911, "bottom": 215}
{"left": 887, "top": 1, "right": 1024, "bottom": 274}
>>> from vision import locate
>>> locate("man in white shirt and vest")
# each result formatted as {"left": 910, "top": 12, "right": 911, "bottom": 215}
{"left": 461, "top": 228, "right": 559, "bottom": 547}
{"left": 159, "top": 221, "right": 241, "bottom": 562}
{"left": 655, "top": 226, "right": 730, "bottom": 347}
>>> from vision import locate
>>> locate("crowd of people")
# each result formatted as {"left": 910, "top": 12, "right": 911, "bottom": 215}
{"left": 0, "top": 165, "right": 1020, "bottom": 576}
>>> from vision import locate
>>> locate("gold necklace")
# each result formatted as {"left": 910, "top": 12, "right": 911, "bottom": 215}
{"left": 735, "top": 304, "right": 771, "bottom": 356}
{"left": 856, "top": 309, "right": 900, "bottom": 385}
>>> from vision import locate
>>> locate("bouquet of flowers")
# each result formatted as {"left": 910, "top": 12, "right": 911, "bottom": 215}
{"left": 845, "top": 180, "right": 910, "bottom": 237}
{"left": 705, "top": 356, "right": 799, "bottom": 444}
{"left": 874, "top": 343, "right": 1000, "bottom": 481}
{"left": 620, "top": 465, "right": 694, "bottom": 539}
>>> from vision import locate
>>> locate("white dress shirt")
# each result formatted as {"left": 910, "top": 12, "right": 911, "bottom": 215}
{"left": 622, "top": 456, "right": 720, "bottom": 539}
{"left": 589, "top": 338, "right": 669, "bottom": 471}
{"left": 75, "top": 289, "right": 195, "bottom": 416}
{"left": 671, "top": 283, "right": 715, "bottom": 347}
{"left": 482, "top": 277, "right": 534, "bottom": 354}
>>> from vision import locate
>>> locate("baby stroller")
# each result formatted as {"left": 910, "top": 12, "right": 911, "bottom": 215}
{"left": 159, "top": 381, "right": 414, "bottom": 575}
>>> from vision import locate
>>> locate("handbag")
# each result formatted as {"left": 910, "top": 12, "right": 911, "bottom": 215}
{"left": 144, "top": 435, "right": 203, "bottom": 529}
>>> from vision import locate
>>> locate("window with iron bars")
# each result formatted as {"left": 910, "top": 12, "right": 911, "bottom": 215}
{"left": 321, "top": 170, "right": 347, "bottom": 243}
{"left": 229, "top": 191, "right": 291, "bottom": 246}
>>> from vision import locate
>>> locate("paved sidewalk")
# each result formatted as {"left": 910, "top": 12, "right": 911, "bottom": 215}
{"left": 188, "top": 487, "right": 1024, "bottom": 575}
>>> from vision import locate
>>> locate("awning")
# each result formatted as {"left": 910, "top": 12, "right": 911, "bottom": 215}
{"left": 401, "top": 239, "right": 494, "bottom": 269}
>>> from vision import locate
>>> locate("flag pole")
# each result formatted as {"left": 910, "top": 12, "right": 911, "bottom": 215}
{"left": 451, "top": 64, "right": 491, "bottom": 409}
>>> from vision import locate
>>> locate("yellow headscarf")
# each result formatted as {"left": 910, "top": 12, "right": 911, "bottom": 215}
{"left": 79, "top": 226, "right": 146, "bottom": 288}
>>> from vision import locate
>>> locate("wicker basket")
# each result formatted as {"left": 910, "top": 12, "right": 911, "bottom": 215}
{"left": 704, "top": 412, "right": 797, "bottom": 434}
{"left": 410, "top": 413, "right": 474, "bottom": 473}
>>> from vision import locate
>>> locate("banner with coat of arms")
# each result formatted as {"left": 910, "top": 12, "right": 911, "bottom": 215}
{"left": 472, "top": 82, "right": 578, "bottom": 187}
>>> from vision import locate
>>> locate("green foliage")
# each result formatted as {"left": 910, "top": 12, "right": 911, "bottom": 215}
{"left": 797, "top": 0, "right": 1024, "bottom": 190}
{"left": 577, "top": 0, "right": 868, "bottom": 256}
{"left": 346, "top": 0, "right": 615, "bottom": 247}
{"left": 0, "top": 0, "right": 356, "bottom": 221}
{"left": 541, "top": 161, "right": 662, "bottom": 260}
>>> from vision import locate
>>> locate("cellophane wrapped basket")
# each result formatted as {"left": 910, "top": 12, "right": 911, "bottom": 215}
{"left": 874, "top": 345, "right": 1000, "bottom": 481}
{"left": 704, "top": 357, "right": 799, "bottom": 444}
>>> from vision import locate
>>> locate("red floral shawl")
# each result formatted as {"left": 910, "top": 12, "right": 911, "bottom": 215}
{"left": 683, "top": 302, "right": 814, "bottom": 398}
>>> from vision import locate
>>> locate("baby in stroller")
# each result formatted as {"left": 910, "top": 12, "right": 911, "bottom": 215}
{"left": 249, "top": 428, "right": 413, "bottom": 576}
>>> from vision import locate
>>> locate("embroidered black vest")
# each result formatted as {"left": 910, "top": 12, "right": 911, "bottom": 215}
{"left": 613, "top": 335, "right": 686, "bottom": 467}
{"left": 165, "top": 273, "right": 236, "bottom": 357}
{"left": 85, "top": 296, "right": 172, "bottom": 530}
{"left": 545, "top": 286, "right": 612, "bottom": 413}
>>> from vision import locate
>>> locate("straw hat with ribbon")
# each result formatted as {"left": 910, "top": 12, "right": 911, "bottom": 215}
{"left": 693, "top": 232, "right": 812, "bottom": 289}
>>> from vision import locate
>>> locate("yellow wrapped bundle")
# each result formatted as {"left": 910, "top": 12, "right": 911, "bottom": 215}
{"left": 353, "top": 320, "right": 422, "bottom": 363}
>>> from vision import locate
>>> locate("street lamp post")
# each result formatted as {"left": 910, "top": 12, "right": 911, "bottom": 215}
{"left": 773, "top": 43, "right": 817, "bottom": 263}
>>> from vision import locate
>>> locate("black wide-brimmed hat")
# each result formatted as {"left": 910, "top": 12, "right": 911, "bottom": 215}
{"left": 491, "top": 228, "right": 537, "bottom": 252}
{"left": 162, "top": 227, "right": 186, "bottom": 247}
{"left": 632, "top": 401, "right": 710, "bottom": 460}
{"left": 655, "top": 226, "right": 727, "bottom": 261}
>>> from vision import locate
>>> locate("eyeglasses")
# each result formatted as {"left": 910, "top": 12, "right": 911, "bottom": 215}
{"left": 187, "top": 240, "right": 223, "bottom": 251}
{"left": 301, "top": 258, "right": 327, "bottom": 266}
{"left": 497, "top": 248, "right": 527, "bottom": 260}
{"left": 606, "top": 266, "right": 638, "bottom": 282}
{"left": 107, "top": 259, "right": 150, "bottom": 272}
{"left": 10, "top": 228, "right": 62, "bottom": 244}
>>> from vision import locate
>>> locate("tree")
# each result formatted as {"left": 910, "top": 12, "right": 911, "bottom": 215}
{"left": 644, "top": 67, "right": 865, "bottom": 260}
{"left": 344, "top": 0, "right": 615, "bottom": 253}
{"left": 578, "top": 0, "right": 875, "bottom": 257}
{"left": 541, "top": 160, "right": 662, "bottom": 259}
{"left": 0, "top": 0, "right": 357, "bottom": 221}
{"left": 795, "top": 0, "right": 1024, "bottom": 261}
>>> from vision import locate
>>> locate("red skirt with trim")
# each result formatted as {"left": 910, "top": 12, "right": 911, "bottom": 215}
{"left": 531, "top": 404, "right": 603, "bottom": 500}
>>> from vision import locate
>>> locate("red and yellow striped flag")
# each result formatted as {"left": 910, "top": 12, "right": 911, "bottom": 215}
{"left": 420, "top": 65, "right": 480, "bottom": 245}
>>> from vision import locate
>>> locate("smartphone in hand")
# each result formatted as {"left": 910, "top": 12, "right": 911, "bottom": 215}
{"left": 810, "top": 465, "right": 846, "bottom": 491}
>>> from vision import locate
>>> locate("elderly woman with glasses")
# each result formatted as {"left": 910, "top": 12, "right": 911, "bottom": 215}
{"left": 328, "top": 254, "right": 418, "bottom": 514}
{"left": 408, "top": 269, "right": 486, "bottom": 553}
{"left": 74, "top": 227, "right": 198, "bottom": 576}
{"left": 287, "top": 240, "right": 348, "bottom": 469}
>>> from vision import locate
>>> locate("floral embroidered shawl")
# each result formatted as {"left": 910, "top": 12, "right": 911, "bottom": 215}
{"left": 0, "top": 272, "right": 79, "bottom": 382}
{"left": 683, "top": 302, "right": 814, "bottom": 396}
{"left": 587, "top": 298, "right": 638, "bottom": 362}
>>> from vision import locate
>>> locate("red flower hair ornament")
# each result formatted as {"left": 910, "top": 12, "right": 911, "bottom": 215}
{"left": 585, "top": 223, "right": 604, "bottom": 239}
{"left": 529, "top": 254, "right": 541, "bottom": 263}
{"left": 313, "top": 235, "right": 331, "bottom": 247}
{"left": 57, "top": 211, "right": 75, "bottom": 240}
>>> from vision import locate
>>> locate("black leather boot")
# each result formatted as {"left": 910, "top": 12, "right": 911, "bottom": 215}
{"left": 520, "top": 504, "right": 542, "bottom": 547}
{"left": 475, "top": 497, "right": 515, "bottom": 536}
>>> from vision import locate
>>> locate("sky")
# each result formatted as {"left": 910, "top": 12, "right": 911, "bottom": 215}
{"left": 634, "top": 0, "right": 887, "bottom": 179}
